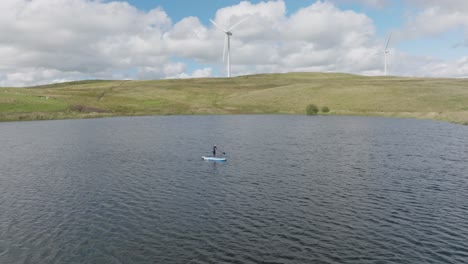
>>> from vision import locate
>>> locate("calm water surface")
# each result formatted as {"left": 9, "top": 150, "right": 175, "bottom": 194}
{"left": 1, "top": 115, "right": 467, "bottom": 263}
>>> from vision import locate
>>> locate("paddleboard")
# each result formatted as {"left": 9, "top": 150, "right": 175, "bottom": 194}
{"left": 202, "top": 156, "right": 227, "bottom": 162}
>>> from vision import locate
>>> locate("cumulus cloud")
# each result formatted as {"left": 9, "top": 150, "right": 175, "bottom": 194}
{"left": 393, "top": 0, "right": 468, "bottom": 41}
{"left": 205, "top": 1, "right": 379, "bottom": 74}
{"left": 0, "top": 0, "right": 172, "bottom": 86}
{"left": 400, "top": 7, "right": 468, "bottom": 38}
{"left": 0, "top": 0, "right": 467, "bottom": 86}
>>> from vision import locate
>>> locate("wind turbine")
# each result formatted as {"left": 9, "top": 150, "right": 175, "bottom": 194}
{"left": 376, "top": 33, "right": 392, "bottom": 76}
{"left": 210, "top": 17, "right": 248, "bottom": 78}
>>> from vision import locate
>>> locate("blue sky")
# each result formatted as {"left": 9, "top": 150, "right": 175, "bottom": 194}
{"left": 0, "top": 0, "right": 467, "bottom": 86}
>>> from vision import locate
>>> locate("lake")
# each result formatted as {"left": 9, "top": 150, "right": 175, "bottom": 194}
{"left": 1, "top": 115, "right": 467, "bottom": 263}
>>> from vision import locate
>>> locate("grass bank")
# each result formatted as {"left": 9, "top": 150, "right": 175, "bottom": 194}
{"left": 1, "top": 72, "right": 467, "bottom": 125}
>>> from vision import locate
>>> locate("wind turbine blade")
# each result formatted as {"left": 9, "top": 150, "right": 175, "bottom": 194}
{"left": 210, "top": 19, "right": 227, "bottom": 32}
{"left": 385, "top": 33, "right": 392, "bottom": 51}
{"left": 227, "top": 17, "right": 248, "bottom": 31}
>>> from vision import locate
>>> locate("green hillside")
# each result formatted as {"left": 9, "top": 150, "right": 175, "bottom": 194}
{"left": 1, "top": 72, "right": 467, "bottom": 124}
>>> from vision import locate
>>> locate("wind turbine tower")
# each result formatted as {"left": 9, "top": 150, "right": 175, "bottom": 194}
{"left": 377, "top": 34, "right": 392, "bottom": 76}
{"left": 210, "top": 17, "right": 248, "bottom": 78}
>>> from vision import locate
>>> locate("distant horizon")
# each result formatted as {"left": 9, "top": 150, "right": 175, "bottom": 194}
{"left": 1, "top": 0, "right": 467, "bottom": 87}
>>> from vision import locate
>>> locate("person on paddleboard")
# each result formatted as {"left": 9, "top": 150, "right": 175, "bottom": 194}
{"left": 212, "top": 145, "right": 217, "bottom": 156}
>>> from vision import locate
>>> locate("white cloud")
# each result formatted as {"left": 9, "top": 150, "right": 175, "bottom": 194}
{"left": 409, "top": 0, "right": 468, "bottom": 10}
{"left": 163, "top": 17, "right": 218, "bottom": 62}
{"left": 0, "top": 68, "right": 90, "bottom": 87}
{"left": 416, "top": 56, "right": 468, "bottom": 78}
{"left": 167, "top": 1, "right": 378, "bottom": 76}
{"left": 390, "top": 0, "right": 468, "bottom": 42}
{"left": 283, "top": 2, "right": 374, "bottom": 45}
{"left": 190, "top": 68, "right": 213, "bottom": 78}
{"left": 164, "top": 67, "right": 213, "bottom": 79}
{"left": 0, "top": 0, "right": 171, "bottom": 86}
{"left": 401, "top": 6, "right": 468, "bottom": 38}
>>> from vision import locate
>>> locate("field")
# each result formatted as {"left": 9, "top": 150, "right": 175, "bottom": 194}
{"left": 1, "top": 72, "right": 467, "bottom": 124}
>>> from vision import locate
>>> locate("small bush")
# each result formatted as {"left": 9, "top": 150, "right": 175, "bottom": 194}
{"left": 306, "top": 104, "right": 319, "bottom": 115}
{"left": 321, "top": 106, "right": 330, "bottom": 113}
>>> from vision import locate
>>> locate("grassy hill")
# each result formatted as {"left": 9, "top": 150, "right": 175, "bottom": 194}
{"left": 1, "top": 72, "right": 467, "bottom": 124}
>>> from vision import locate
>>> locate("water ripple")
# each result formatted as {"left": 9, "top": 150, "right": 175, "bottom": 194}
{"left": 1, "top": 116, "right": 467, "bottom": 263}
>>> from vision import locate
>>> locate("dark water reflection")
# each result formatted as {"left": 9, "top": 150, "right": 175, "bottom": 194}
{"left": 1, "top": 115, "right": 467, "bottom": 263}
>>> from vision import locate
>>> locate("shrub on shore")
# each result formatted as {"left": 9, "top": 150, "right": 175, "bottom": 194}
{"left": 306, "top": 104, "right": 319, "bottom": 115}
{"left": 321, "top": 106, "right": 330, "bottom": 113}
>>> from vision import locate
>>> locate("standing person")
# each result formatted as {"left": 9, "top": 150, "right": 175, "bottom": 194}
{"left": 212, "top": 145, "right": 217, "bottom": 157}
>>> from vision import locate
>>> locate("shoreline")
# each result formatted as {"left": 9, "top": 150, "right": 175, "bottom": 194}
{"left": 1, "top": 112, "right": 466, "bottom": 126}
